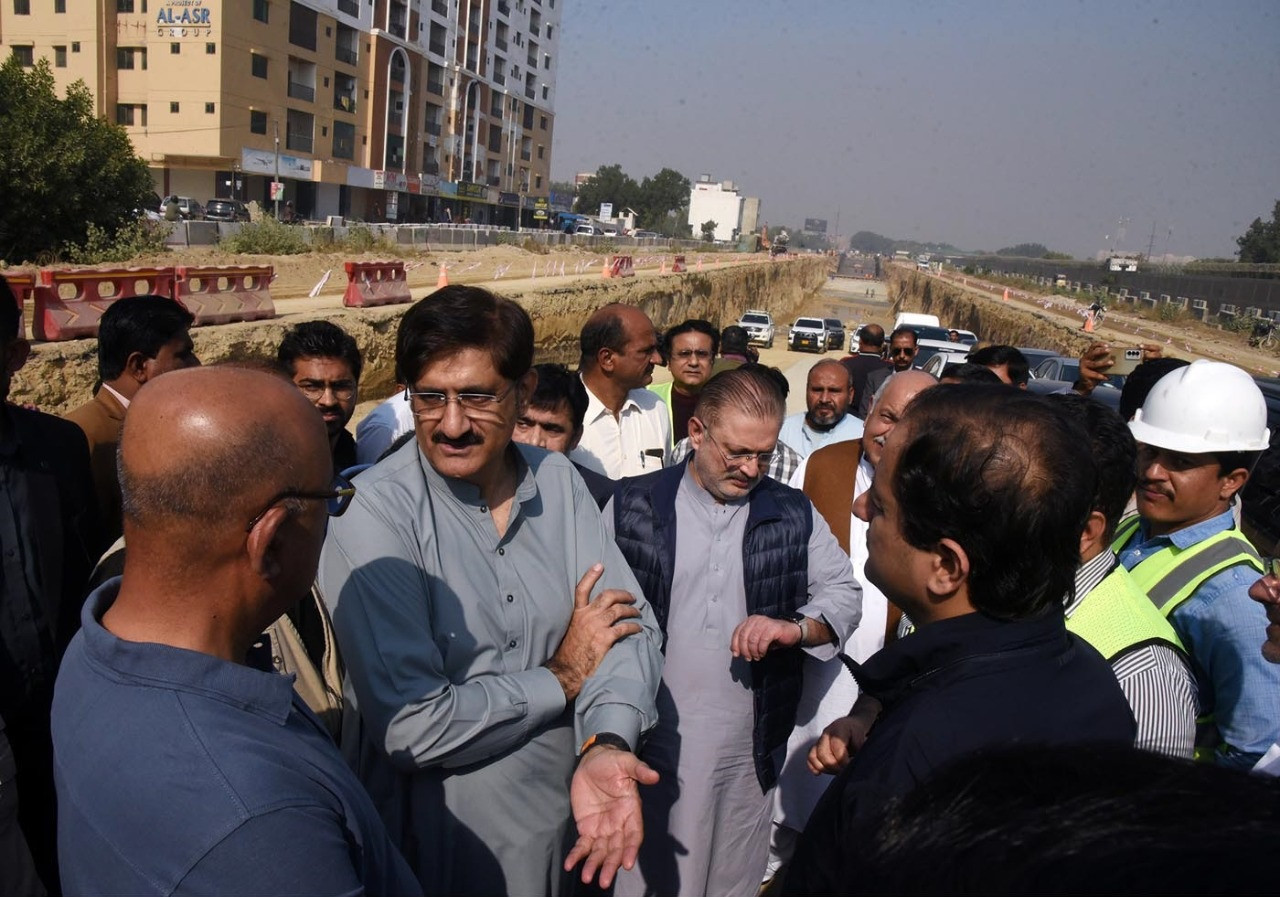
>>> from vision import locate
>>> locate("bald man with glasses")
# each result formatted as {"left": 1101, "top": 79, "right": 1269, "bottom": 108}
{"left": 607, "top": 366, "right": 862, "bottom": 897}
{"left": 51, "top": 366, "right": 419, "bottom": 896}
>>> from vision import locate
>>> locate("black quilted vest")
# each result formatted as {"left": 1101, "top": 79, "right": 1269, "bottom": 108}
{"left": 612, "top": 460, "right": 813, "bottom": 791}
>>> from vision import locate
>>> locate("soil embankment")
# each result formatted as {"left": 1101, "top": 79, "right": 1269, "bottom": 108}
{"left": 16, "top": 254, "right": 830, "bottom": 414}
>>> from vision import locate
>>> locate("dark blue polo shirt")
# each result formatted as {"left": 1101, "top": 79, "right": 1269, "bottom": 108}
{"left": 52, "top": 582, "right": 423, "bottom": 896}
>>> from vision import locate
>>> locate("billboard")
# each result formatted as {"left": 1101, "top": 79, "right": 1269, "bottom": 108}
{"left": 803, "top": 218, "right": 828, "bottom": 234}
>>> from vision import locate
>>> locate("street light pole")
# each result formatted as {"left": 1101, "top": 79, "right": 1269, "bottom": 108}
{"left": 274, "top": 120, "right": 281, "bottom": 219}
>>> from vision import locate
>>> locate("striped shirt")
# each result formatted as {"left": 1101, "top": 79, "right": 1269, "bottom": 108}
{"left": 1067, "top": 551, "right": 1199, "bottom": 759}
{"left": 667, "top": 436, "right": 801, "bottom": 484}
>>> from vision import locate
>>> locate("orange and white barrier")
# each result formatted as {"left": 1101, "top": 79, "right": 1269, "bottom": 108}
{"left": 672, "top": 255, "right": 687, "bottom": 273}
{"left": 33, "top": 267, "right": 178, "bottom": 341}
{"left": 173, "top": 265, "right": 276, "bottom": 326}
{"left": 603, "top": 255, "right": 635, "bottom": 278}
{"left": 343, "top": 260, "right": 412, "bottom": 308}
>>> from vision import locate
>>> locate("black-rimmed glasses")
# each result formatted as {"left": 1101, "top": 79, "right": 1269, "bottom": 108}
{"left": 245, "top": 473, "right": 356, "bottom": 532}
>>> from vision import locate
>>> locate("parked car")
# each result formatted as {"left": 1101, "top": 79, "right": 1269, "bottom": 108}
{"left": 950, "top": 328, "right": 978, "bottom": 346}
{"left": 632, "top": 230, "right": 659, "bottom": 239}
{"left": 913, "top": 339, "right": 970, "bottom": 370}
{"left": 789, "top": 317, "right": 828, "bottom": 353}
{"left": 1033, "top": 355, "right": 1126, "bottom": 389}
{"left": 574, "top": 222, "right": 603, "bottom": 236}
{"left": 601, "top": 225, "right": 619, "bottom": 237}
{"left": 823, "top": 318, "right": 846, "bottom": 351}
{"left": 164, "top": 196, "right": 204, "bottom": 220}
{"left": 1017, "top": 347, "right": 1062, "bottom": 376}
{"left": 738, "top": 310, "right": 775, "bottom": 348}
{"left": 921, "top": 350, "right": 972, "bottom": 379}
{"left": 204, "top": 198, "right": 250, "bottom": 222}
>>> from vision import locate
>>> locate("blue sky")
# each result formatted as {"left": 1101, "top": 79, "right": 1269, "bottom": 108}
{"left": 551, "top": 0, "right": 1280, "bottom": 258}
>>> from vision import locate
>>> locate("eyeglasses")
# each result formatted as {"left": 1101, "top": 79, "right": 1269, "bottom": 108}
{"left": 405, "top": 382, "right": 517, "bottom": 420}
{"left": 246, "top": 473, "right": 356, "bottom": 532}
{"left": 698, "top": 423, "right": 774, "bottom": 469}
{"left": 297, "top": 380, "right": 357, "bottom": 401}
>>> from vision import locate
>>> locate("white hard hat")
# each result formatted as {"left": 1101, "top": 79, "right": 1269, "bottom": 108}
{"left": 1129, "top": 359, "right": 1270, "bottom": 454}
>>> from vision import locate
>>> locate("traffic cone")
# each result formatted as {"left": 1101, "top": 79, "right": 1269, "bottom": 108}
{"left": 436, "top": 265, "right": 448, "bottom": 289}
{"left": 660, "top": 258, "right": 666, "bottom": 274}
{"left": 697, "top": 257, "right": 703, "bottom": 272}
{"left": 1002, "top": 288, "right": 1009, "bottom": 302}
{"left": 603, "top": 257, "right": 613, "bottom": 278}
{"left": 1082, "top": 312, "right": 1095, "bottom": 333}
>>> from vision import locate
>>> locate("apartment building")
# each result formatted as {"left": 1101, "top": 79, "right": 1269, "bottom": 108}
{"left": 0, "top": 0, "right": 560, "bottom": 224}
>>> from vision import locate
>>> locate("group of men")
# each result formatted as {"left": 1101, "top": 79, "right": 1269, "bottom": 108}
{"left": 3, "top": 272, "right": 1279, "bottom": 896}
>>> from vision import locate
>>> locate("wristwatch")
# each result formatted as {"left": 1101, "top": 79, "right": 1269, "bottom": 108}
{"left": 786, "top": 612, "right": 807, "bottom": 643}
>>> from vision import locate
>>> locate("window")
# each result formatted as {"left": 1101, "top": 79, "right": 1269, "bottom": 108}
{"left": 250, "top": 110, "right": 267, "bottom": 134}
{"left": 115, "top": 103, "right": 146, "bottom": 126}
{"left": 116, "top": 0, "right": 133, "bottom": 10}
{"left": 536, "top": 144, "right": 543, "bottom": 160}
{"left": 253, "top": 0, "right": 269, "bottom": 22}
{"left": 54, "top": 46, "right": 67, "bottom": 67}
{"left": 335, "top": 23, "right": 358, "bottom": 65}
{"left": 487, "top": 123, "right": 501, "bottom": 153}
{"left": 71, "top": 42, "right": 80, "bottom": 52}
{"left": 334, "top": 72, "right": 357, "bottom": 113}
{"left": 337, "top": 0, "right": 357, "bottom": 13}
{"left": 539, "top": 115, "right": 546, "bottom": 130}
{"left": 541, "top": 84, "right": 548, "bottom": 100}
{"left": 289, "top": 1, "right": 318, "bottom": 51}
{"left": 535, "top": 174, "right": 542, "bottom": 189}
{"left": 170, "top": 42, "right": 180, "bottom": 54}
{"left": 10, "top": 46, "right": 33, "bottom": 67}
{"left": 206, "top": 42, "right": 216, "bottom": 54}
{"left": 251, "top": 54, "right": 268, "bottom": 78}
{"left": 205, "top": 102, "right": 215, "bottom": 114}
{"left": 13, "top": 0, "right": 29, "bottom": 13}
{"left": 286, "top": 108, "right": 313, "bottom": 153}
{"left": 332, "top": 121, "right": 355, "bottom": 159}
{"left": 117, "top": 47, "right": 146, "bottom": 70}
{"left": 55, "top": 0, "right": 65, "bottom": 11}
{"left": 170, "top": 102, "right": 179, "bottom": 113}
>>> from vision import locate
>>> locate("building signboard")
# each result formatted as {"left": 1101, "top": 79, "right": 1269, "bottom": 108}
{"left": 241, "top": 147, "right": 312, "bottom": 179}
{"left": 803, "top": 217, "right": 828, "bottom": 234}
{"left": 600, "top": 202, "right": 613, "bottom": 219}
{"left": 534, "top": 197, "right": 550, "bottom": 220}
{"left": 155, "top": 0, "right": 214, "bottom": 38}
{"left": 420, "top": 173, "right": 440, "bottom": 194}
{"left": 373, "top": 170, "right": 408, "bottom": 192}
{"left": 499, "top": 192, "right": 520, "bottom": 206}
{"left": 457, "top": 181, "right": 487, "bottom": 200}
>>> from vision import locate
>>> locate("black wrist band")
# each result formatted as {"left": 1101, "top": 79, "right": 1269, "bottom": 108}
{"left": 578, "top": 731, "right": 631, "bottom": 761}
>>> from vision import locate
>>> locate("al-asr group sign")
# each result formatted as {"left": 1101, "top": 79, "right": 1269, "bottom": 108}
{"left": 155, "top": 0, "right": 214, "bottom": 38}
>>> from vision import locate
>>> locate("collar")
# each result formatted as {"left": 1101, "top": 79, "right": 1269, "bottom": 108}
{"left": 850, "top": 610, "right": 1069, "bottom": 709}
{"left": 1134, "top": 507, "right": 1238, "bottom": 551}
{"left": 78, "top": 581, "right": 295, "bottom": 725}
{"left": 681, "top": 458, "right": 751, "bottom": 510}
{"left": 580, "top": 375, "right": 643, "bottom": 422}
{"left": 1066, "top": 550, "right": 1119, "bottom": 615}
{"left": 101, "top": 383, "right": 131, "bottom": 411}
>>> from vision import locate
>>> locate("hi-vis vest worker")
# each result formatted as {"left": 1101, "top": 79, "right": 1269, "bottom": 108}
{"left": 1115, "top": 360, "right": 1279, "bottom": 767}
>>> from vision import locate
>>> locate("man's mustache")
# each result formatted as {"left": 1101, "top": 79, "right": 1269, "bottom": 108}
{"left": 432, "top": 431, "right": 484, "bottom": 448}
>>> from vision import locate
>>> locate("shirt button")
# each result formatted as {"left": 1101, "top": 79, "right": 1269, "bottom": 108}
{"left": 480, "top": 505, "right": 488, "bottom": 513}
{"left": 506, "top": 594, "right": 514, "bottom": 603}
{"left": 508, "top": 640, "right": 517, "bottom": 649}
{"left": 498, "top": 547, "right": 505, "bottom": 556}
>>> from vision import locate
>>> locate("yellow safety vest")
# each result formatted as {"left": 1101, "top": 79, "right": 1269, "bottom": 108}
{"left": 1065, "top": 565, "right": 1185, "bottom": 663}
{"left": 1111, "top": 515, "right": 1264, "bottom": 761}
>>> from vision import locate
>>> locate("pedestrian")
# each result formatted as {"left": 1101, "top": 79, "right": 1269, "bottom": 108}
{"left": 857, "top": 327, "right": 917, "bottom": 416}
{"left": 648, "top": 319, "right": 718, "bottom": 443}
{"left": 278, "top": 320, "right": 362, "bottom": 472}
{"left": 839, "top": 324, "right": 890, "bottom": 418}
{"left": 514, "top": 362, "right": 615, "bottom": 508}
{"left": 778, "top": 360, "right": 863, "bottom": 460}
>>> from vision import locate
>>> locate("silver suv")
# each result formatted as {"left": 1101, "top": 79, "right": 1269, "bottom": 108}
{"left": 738, "top": 310, "right": 775, "bottom": 348}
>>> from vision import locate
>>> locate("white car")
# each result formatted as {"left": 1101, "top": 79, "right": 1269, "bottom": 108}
{"left": 738, "top": 310, "right": 775, "bottom": 348}
{"left": 788, "top": 317, "right": 828, "bottom": 353}
{"left": 574, "top": 223, "right": 603, "bottom": 236}
{"left": 913, "top": 339, "right": 970, "bottom": 371}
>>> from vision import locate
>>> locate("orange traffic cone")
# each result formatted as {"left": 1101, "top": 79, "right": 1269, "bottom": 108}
{"left": 660, "top": 258, "right": 666, "bottom": 274}
{"left": 1002, "top": 288, "right": 1009, "bottom": 302}
{"left": 437, "top": 265, "right": 448, "bottom": 289}
{"left": 697, "top": 257, "right": 703, "bottom": 272}
{"left": 1082, "top": 312, "right": 1095, "bottom": 333}
{"left": 602, "top": 257, "right": 614, "bottom": 278}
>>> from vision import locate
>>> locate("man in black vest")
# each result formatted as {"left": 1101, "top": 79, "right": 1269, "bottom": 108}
{"left": 607, "top": 366, "right": 862, "bottom": 897}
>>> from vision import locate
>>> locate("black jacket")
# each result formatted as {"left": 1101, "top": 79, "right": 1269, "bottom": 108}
{"left": 785, "top": 609, "right": 1136, "bottom": 895}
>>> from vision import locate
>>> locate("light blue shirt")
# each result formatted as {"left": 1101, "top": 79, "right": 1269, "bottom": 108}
{"left": 778, "top": 412, "right": 864, "bottom": 461}
{"left": 1118, "top": 508, "right": 1280, "bottom": 768}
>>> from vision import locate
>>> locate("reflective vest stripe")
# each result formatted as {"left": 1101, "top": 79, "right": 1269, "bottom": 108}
{"left": 1145, "top": 538, "right": 1263, "bottom": 613}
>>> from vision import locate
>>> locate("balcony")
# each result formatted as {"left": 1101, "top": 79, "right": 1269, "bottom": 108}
{"left": 286, "top": 132, "right": 313, "bottom": 153}
{"left": 429, "top": 40, "right": 445, "bottom": 56}
{"left": 334, "top": 92, "right": 356, "bottom": 114}
{"left": 496, "top": 36, "right": 507, "bottom": 51}
{"left": 427, "top": 78, "right": 444, "bottom": 95}
{"left": 426, "top": 120, "right": 441, "bottom": 136}
{"left": 336, "top": 45, "right": 358, "bottom": 65}
{"left": 288, "top": 80, "right": 314, "bottom": 102}
{"left": 431, "top": 0, "right": 447, "bottom": 14}
{"left": 497, "top": 1, "right": 509, "bottom": 14}
{"left": 524, "top": 85, "right": 535, "bottom": 99}
{"left": 494, "top": 70, "right": 505, "bottom": 85}
{"left": 337, "top": 0, "right": 357, "bottom": 14}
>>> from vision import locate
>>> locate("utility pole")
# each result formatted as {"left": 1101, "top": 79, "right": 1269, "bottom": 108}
{"left": 274, "top": 120, "right": 281, "bottom": 219}
{"left": 1146, "top": 220, "right": 1157, "bottom": 262}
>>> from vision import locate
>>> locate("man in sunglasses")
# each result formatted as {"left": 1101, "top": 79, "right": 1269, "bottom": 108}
{"left": 278, "top": 320, "right": 363, "bottom": 472}
{"left": 857, "top": 327, "right": 917, "bottom": 417}
{"left": 320, "top": 286, "right": 663, "bottom": 896}
{"left": 52, "top": 366, "right": 420, "bottom": 895}
{"left": 607, "top": 366, "right": 862, "bottom": 897}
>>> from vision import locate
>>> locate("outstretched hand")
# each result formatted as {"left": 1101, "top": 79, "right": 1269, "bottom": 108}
{"left": 564, "top": 747, "right": 659, "bottom": 889}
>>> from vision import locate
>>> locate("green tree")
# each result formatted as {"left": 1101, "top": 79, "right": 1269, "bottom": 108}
{"left": 700, "top": 220, "right": 718, "bottom": 241}
{"left": 0, "top": 58, "right": 154, "bottom": 263}
{"left": 847, "top": 231, "right": 896, "bottom": 254}
{"left": 634, "top": 167, "right": 690, "bottom": 230}
{"left": 572, "top": 164, "right": 640, "bottom": 218}
{"left": 996, "top": 242, "right": 1051, "bottom": 257}
{"left": 1236, "top": 200, "right": 1280, "bottom": 263}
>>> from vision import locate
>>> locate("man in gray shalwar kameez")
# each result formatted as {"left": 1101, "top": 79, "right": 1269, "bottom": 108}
{"left": 607, "top": 365, "right": 863, "bottom": 897}
{"left": 319, "top": 286, "right": 664, "bottom": 897}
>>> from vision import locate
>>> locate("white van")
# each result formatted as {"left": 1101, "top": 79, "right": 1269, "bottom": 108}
{"left": 574, "top": 222, "right": 603, "bottom": 236}
{"left": 893, "top": 312, "right": 941, "bottom": 331}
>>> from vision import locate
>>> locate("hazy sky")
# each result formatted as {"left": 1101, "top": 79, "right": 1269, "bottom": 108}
{"left": 551, "top": 0, "right": 1280, "bottom": 259}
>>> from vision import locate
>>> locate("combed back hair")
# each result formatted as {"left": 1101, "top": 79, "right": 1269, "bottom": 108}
{"left": 97, "top": 296, "right": 195, "bottom": 381}
{"left": 1047, "top": 393, "right": 1137, "bottom": 543}
{"left": 826, "top": 744, "right": 1280, "bottom": 895}
{"left": 118, "top": 419, "right": 297, "bottom": 527}
{"left": 1119, "top": 357, "right": 1190, "bottom": 422}
{"left": 0, "top": 275, "right": 20, "bottom": 341}
{"left": 578, "top": 307, "right": 629, "bottom": 371}
{"left": 894, "top": 385, "right": 1095, "bottom": 619}
{"left": 529, "top": 363, "right": 588, "bottom": 430}
{"left": 278, "top": 320, "right": 363, "bottom": 382}
{"left": 694, "top": 365, "right": 786, "bottom": 426}
{"left": 662, "top": 319, "right": 720, "bottom": 358}
{"left": 941, "top": 362, "right": 1003, "bottom": 384}
{"left": 395, "top": 285, "right": 533, "bottom": 386}
{"left": 889, "top": 326, "right": 919, "bottom": 345}
{"left": 859, "top": 323, "right": 886, "bottom": 349}
{"left": 719, "top": 325, "right": 751, "bottom": 356}
{"left": 967, "top": 344, "right": 1030, "bottom": 385}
